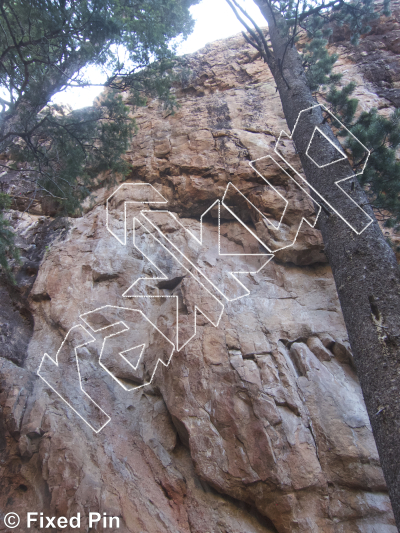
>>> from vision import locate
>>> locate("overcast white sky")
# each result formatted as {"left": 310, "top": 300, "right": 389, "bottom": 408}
{"left": 52, "top": 0, "right": 266, "bottom": 109}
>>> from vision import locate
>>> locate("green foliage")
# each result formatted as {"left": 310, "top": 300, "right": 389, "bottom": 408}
{"left": 0, "top": 0, "right": 198, "bottom": 275}
{"left": 298, "top": 0, "right": 382, "bottom": 89}
{"left": 302, "top": 32, "right": 339, "bottom": 91}
{"left": 343, "top": 108, "right": 400, "bottom": 225}
{"left": 0, "top": 0, "right": 199, "bottom": 197}
{"left": 298, "top": 0, "right": 387, "bottom": 44}
{"left": 291, "top": 0, "right": 400, "bottom": 229}
{"left": 0, "top": 0, "right": 197, "bottom": 112}
{"left": 9, "top": 93, "right": 136, "bottom": 216}
{"left": 326, "top": 81, "right": 359, "bottom": 125}
{"left": 327, "top": 0, "right": 389, "bottom": 45}
{"left": 0, "top": 194, "right": 20, "bottom": 282}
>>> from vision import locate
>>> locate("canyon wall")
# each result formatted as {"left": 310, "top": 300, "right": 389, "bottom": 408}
{"left": 1, "top": 6, "right": 400, "bottom": 532}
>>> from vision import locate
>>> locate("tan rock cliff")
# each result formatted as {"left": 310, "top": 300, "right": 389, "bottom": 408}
{"left": 1, "top": 7, "right": 400, "bottom": 532}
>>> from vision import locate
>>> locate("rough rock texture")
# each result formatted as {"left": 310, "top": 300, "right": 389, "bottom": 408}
{"left": 330, "top": 0, "right": 400, "bottom": 108}
{"left": 0, "top": 13, "right": 399, "bottom": 533}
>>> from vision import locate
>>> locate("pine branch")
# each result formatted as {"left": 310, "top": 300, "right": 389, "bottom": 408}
{"left": 298, "top": 0, "right": 344, "bottom": 22}
{"left": 225, "top": 0, "right": 272, "bottom": 63}
{"left": 230, "top": 0, "right": 272, "bottom": 60}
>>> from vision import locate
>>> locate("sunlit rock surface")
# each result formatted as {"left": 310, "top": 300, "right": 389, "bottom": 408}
{"left": 1, "top": 7, "right": 399, "bottom": 531}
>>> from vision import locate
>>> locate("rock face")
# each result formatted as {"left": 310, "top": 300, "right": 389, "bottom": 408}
{"left": 0, "top": 12, "right": 399, "bottom": 533}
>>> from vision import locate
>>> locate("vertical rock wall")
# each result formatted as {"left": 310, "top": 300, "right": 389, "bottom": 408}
{"left": 1, "top": 12, "right": 399, "bottom": 533}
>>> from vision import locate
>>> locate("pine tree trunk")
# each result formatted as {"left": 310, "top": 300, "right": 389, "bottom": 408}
{"left": 254, "top": 0, "right": 400, "bottom": 527}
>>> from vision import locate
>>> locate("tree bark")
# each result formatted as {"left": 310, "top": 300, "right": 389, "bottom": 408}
{"left": 254, "top": 0, "right": 400, "bottom": 527}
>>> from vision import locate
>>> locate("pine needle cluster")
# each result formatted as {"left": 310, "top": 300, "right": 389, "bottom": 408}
{"left": 299, "top": 2, "right": 400, "bottom": 232}
{"left": 0, "top": 0, "right": 199, "bottom": 276}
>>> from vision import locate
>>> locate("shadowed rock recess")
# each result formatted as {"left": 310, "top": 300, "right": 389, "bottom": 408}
{"left": 1, "top": 8, "right": 399, "bottom": 532}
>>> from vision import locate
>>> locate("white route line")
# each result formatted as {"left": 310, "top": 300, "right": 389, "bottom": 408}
{"left": 224, "top": 160, "right": 321, "bottom": 253}
{"left": 123, "top": 218, "right": 224, "bottom": 351}
{"left": 120, "top": 344, "right": 145, "bottom": 371}
{"left": 80, "top": 305, "right": 175, "bottom": 392}
{"left": 37, "top": 325, "right": 111, "bottom": 433}
{"left": 140, "top": 205, "right": 273, "bottom": 303}
{"left": 106, "top": 183, "right": 168, "bottom": 245}
{"left": 306, "top": 126, "right": 347, "bottom": 168}
{"left": 222, "top": 182, "right": 286, "bottom": 232}
{"left": 274, "top": 103, "right": 373, "bottom": 235}
{"left": 37, "top": 103, "right": 374, "bottom": 434}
